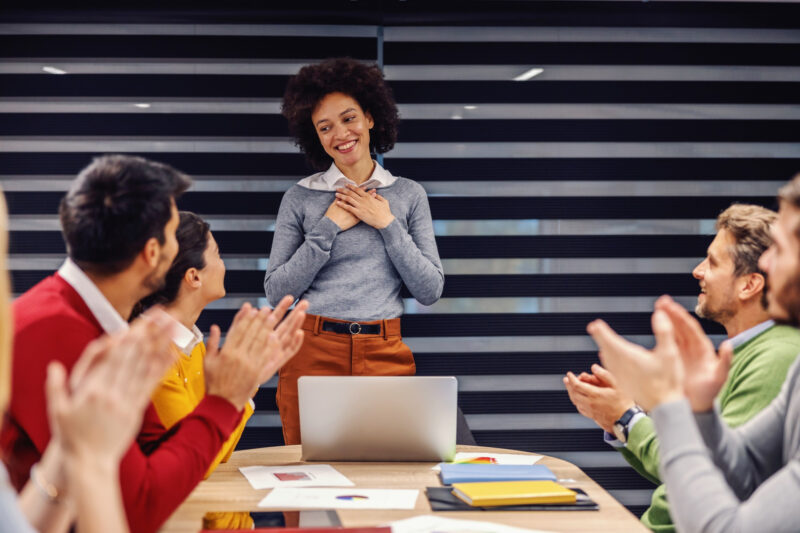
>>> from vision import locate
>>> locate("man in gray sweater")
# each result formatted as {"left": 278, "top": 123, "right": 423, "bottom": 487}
{"left": 586, "top": 173, "right": 800, "bottom": 533}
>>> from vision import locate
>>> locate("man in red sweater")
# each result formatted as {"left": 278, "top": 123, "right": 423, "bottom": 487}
{"left": 1, "top": 155, "right": 306, "bottom": 533}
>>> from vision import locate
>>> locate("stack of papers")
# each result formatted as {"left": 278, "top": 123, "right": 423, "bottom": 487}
{"left": 433, "top": 452, "right": 542, "bottom": 472}
{"left": 439, "top": 464, "right": 557, "bottom": 485}
{"left": 240, "top": 464, "right": 420, "bottom": 510}
{"left": 450, "top": 452, "right": 543, "bottom": 465}
{"left": 258, "top": 487, "right": 419, "bottom": 510}
{"left": 239, "top": 464, "right": 354, "bottom": 489}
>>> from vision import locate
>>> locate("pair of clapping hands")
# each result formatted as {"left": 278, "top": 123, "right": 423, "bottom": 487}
{"left": 567, "top": 295, "right": 731, "bottom": 418}
{"left": 325, "top": 183, "right": 395, "bottom": 231}
{"left": 46, "top": 296, "right": 308, "bottom": 490}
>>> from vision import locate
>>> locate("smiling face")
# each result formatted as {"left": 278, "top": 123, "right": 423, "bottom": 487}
{"left": 197, "top": 231, "right": 226, "bottom": 304}
{"left": 759, "top": 202, "right": 800, "bottom": 325}
{"left": 692, "top": 228, "right": 739, "bottom": 325}
{"left": 311, "top": 92, "right": 374, "bottom": 172}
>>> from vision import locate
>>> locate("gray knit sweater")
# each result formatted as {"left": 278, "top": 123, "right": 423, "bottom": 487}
{"left": 263, "top": 177, "right": 444, "bottom": 321}
{"left": 652, "top": 354, "right": 800, "bottom": 533}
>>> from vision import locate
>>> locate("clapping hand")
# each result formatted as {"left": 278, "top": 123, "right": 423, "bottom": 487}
{"left": 655, "top": 295, "right": 732, "bottom": 412}
{"left": 46, "top": 309, "right": 177, "bottom": 466}
{"left": 586, "top": 309, "right": 686, "bottom": 412}
{"left": 204, "top": 296, "right": 308, "bottom": 410}
{"left": 563, "top": 364, "right": 635, "bottom": 433}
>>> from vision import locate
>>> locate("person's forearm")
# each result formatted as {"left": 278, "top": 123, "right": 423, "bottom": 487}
{"left": 120, "top": 396, "right": 241, "bottom": 533}
{"left": 652, "top": 398, "right": 800, "bottom": 533}
{"left": 379, "top": 219, "right": 443, "bottom": 305}
{"left": 621, "top": 416, "right": 663, "bottom": 483}
{"left": 264, "top": 216, "right": 339, "bottom": 305}
{"left": 66, "top": 455, "right": 128, "bottom": 533}
{"left": 18, "top": 442, "right": 73, "bottom": 533}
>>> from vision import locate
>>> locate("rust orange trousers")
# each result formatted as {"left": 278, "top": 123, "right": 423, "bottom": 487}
{"left": 276, "top": 313, "right": 416, "bottom": 445}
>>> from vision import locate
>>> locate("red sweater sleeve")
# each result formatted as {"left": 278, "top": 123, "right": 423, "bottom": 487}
{"left": 120, "top": 395, "right": 241, "bottom": 533}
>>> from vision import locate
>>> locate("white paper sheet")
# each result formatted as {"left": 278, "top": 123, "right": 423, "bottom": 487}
{"left": 432, "top": 452, "right": 543, "bottom": 471}
{"left": 388, "top": 515, "right": 556, "bottom": 533}
{"left": 258, "top": 487, "right": 420, "bottom": 510}
{"left": 239, "top": 464, "right": 354, "bottom": 489}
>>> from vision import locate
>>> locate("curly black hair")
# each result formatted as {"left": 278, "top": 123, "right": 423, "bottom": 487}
{"left": 282, "top": 57, "right": 400, "bottom": 171}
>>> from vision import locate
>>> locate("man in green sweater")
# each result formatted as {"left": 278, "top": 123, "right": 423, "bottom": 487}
{"left": 564, "top": 203, "right": 800, "bottom": 532}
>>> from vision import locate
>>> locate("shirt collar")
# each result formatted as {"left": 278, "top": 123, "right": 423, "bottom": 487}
{"left": 729, "top": 319, "right": 775, "bottom": 349}
{"left": 168, "top": 316, "right": 204, "bottom": 356}
{"left": 57, "top": 258, "right": 129, "bottom": 334}
{"left": 320, "top": 160, "right": 396, "bottom": 190}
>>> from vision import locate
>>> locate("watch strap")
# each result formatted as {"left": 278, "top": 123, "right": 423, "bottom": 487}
{"left": 614, "top": 406, "right": 644, "bottom": 442}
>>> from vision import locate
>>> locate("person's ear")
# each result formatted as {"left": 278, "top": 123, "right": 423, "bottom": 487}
{"left": 183, "top": 267, "right": 201, "bottom": 289}
{"left": 739, "top": 272, "right": 765, "bottom": 303}
{"left": 365, "top": 112, "right": 374, "bottom": 130}
{"left": 142, "top": 237, "right": 161, "bottom": 268}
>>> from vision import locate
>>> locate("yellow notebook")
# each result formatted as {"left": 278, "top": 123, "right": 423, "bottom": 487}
{"left": 451, "top": 480, "right": 577, "bottom": 507}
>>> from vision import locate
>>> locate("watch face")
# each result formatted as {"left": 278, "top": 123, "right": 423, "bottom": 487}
{"left": 612, "top": 423, "right": 626, "bottom": 443}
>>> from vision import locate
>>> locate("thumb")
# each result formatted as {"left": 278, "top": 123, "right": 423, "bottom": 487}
{"left": 591, "top": 363, "right": 618, "bottom": 387}
{"left": 716, "top": 340, "right": 734, "bottom": 384}
{"left": 45, "top": 361, "right": 69, "bottom": 424}
{"left": 652, "top": 309, "right": 679, "bottom": 356}
{"left": 206, "top": 325, "right": 221, "bottom": 358}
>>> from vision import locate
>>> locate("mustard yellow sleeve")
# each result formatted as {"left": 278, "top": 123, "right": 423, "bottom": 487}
{"left": 150, "top": 347, "right": 197, "bottom": 431}
{"left": 151, "top": 342, "right": 254, "bottom": 479}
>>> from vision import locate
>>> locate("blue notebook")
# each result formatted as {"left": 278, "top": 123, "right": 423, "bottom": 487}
{"left": 438, "top": 464, "right": 557, "bottom": 485}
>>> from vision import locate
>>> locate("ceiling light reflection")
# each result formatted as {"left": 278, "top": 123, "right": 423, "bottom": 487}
{"left": 513, "top": 68, "right": 544, "bottom": 82}
{"left": 42, "top": 66, "right": 67, "bottom": 75}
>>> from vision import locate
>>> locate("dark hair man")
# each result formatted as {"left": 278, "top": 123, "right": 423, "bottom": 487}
{"left": 1, "top": 155, "right": 307, "bottom": 533}
{"left": 564, "top": 203, "right": 800, "bottom": 532}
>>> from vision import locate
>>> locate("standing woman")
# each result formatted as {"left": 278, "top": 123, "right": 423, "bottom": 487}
{"left": 265, "top": 57, "right": 444, "bottom": 444}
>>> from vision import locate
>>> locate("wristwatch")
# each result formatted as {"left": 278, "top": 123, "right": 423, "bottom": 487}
{"left": 612, "top": 406, "right": 645, "bottom": 444}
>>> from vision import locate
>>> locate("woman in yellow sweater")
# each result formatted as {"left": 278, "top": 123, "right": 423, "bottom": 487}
{"left": 138, "top": 211, "right": 254, "bottom": 530}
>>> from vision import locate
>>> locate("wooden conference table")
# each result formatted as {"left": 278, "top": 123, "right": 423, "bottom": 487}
{"left": 161, "top": 445, "right": 647, "bottom": 533}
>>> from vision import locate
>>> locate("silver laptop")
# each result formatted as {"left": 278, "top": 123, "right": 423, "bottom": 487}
{"left": 298, "top": 376, "right": 457, "bottom": 462}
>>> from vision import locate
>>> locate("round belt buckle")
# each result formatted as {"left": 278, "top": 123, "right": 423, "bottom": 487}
{"left": 349, "top": 322, "right": 361, "bottom": 335}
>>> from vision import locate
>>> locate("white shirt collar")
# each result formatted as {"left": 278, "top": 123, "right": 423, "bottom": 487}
{"left": 297, "top": 160, "right": 397, "bottom": 191}
{"left": 729, "top": 319, "right": 775, "bottom": 349}
{"left": 57, "top": 258, "right": 129, "bottom": 334}
{"left": 168, "top": 316, "right": 204, "bottom": 356}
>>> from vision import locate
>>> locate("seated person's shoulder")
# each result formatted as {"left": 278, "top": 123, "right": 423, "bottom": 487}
{"left": 13, "top": 278, "right": 100, "bottom": 342}
{"left": 764, "top": 325, "right": 800, "bottom": 353}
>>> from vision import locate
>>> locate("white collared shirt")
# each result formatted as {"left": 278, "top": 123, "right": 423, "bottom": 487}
{"left": 296, "top": 160, "right": 398, "bottom": 191}
{"left": 57, "top": 258, "right": 128, "bottom": 334}
{"left": 168, "top": 317, "right": 204, "bottom": 357}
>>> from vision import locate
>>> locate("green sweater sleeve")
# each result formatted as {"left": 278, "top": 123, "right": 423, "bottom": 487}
{"left": 620, "top": 415, "right": 662, "bottom": 485}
